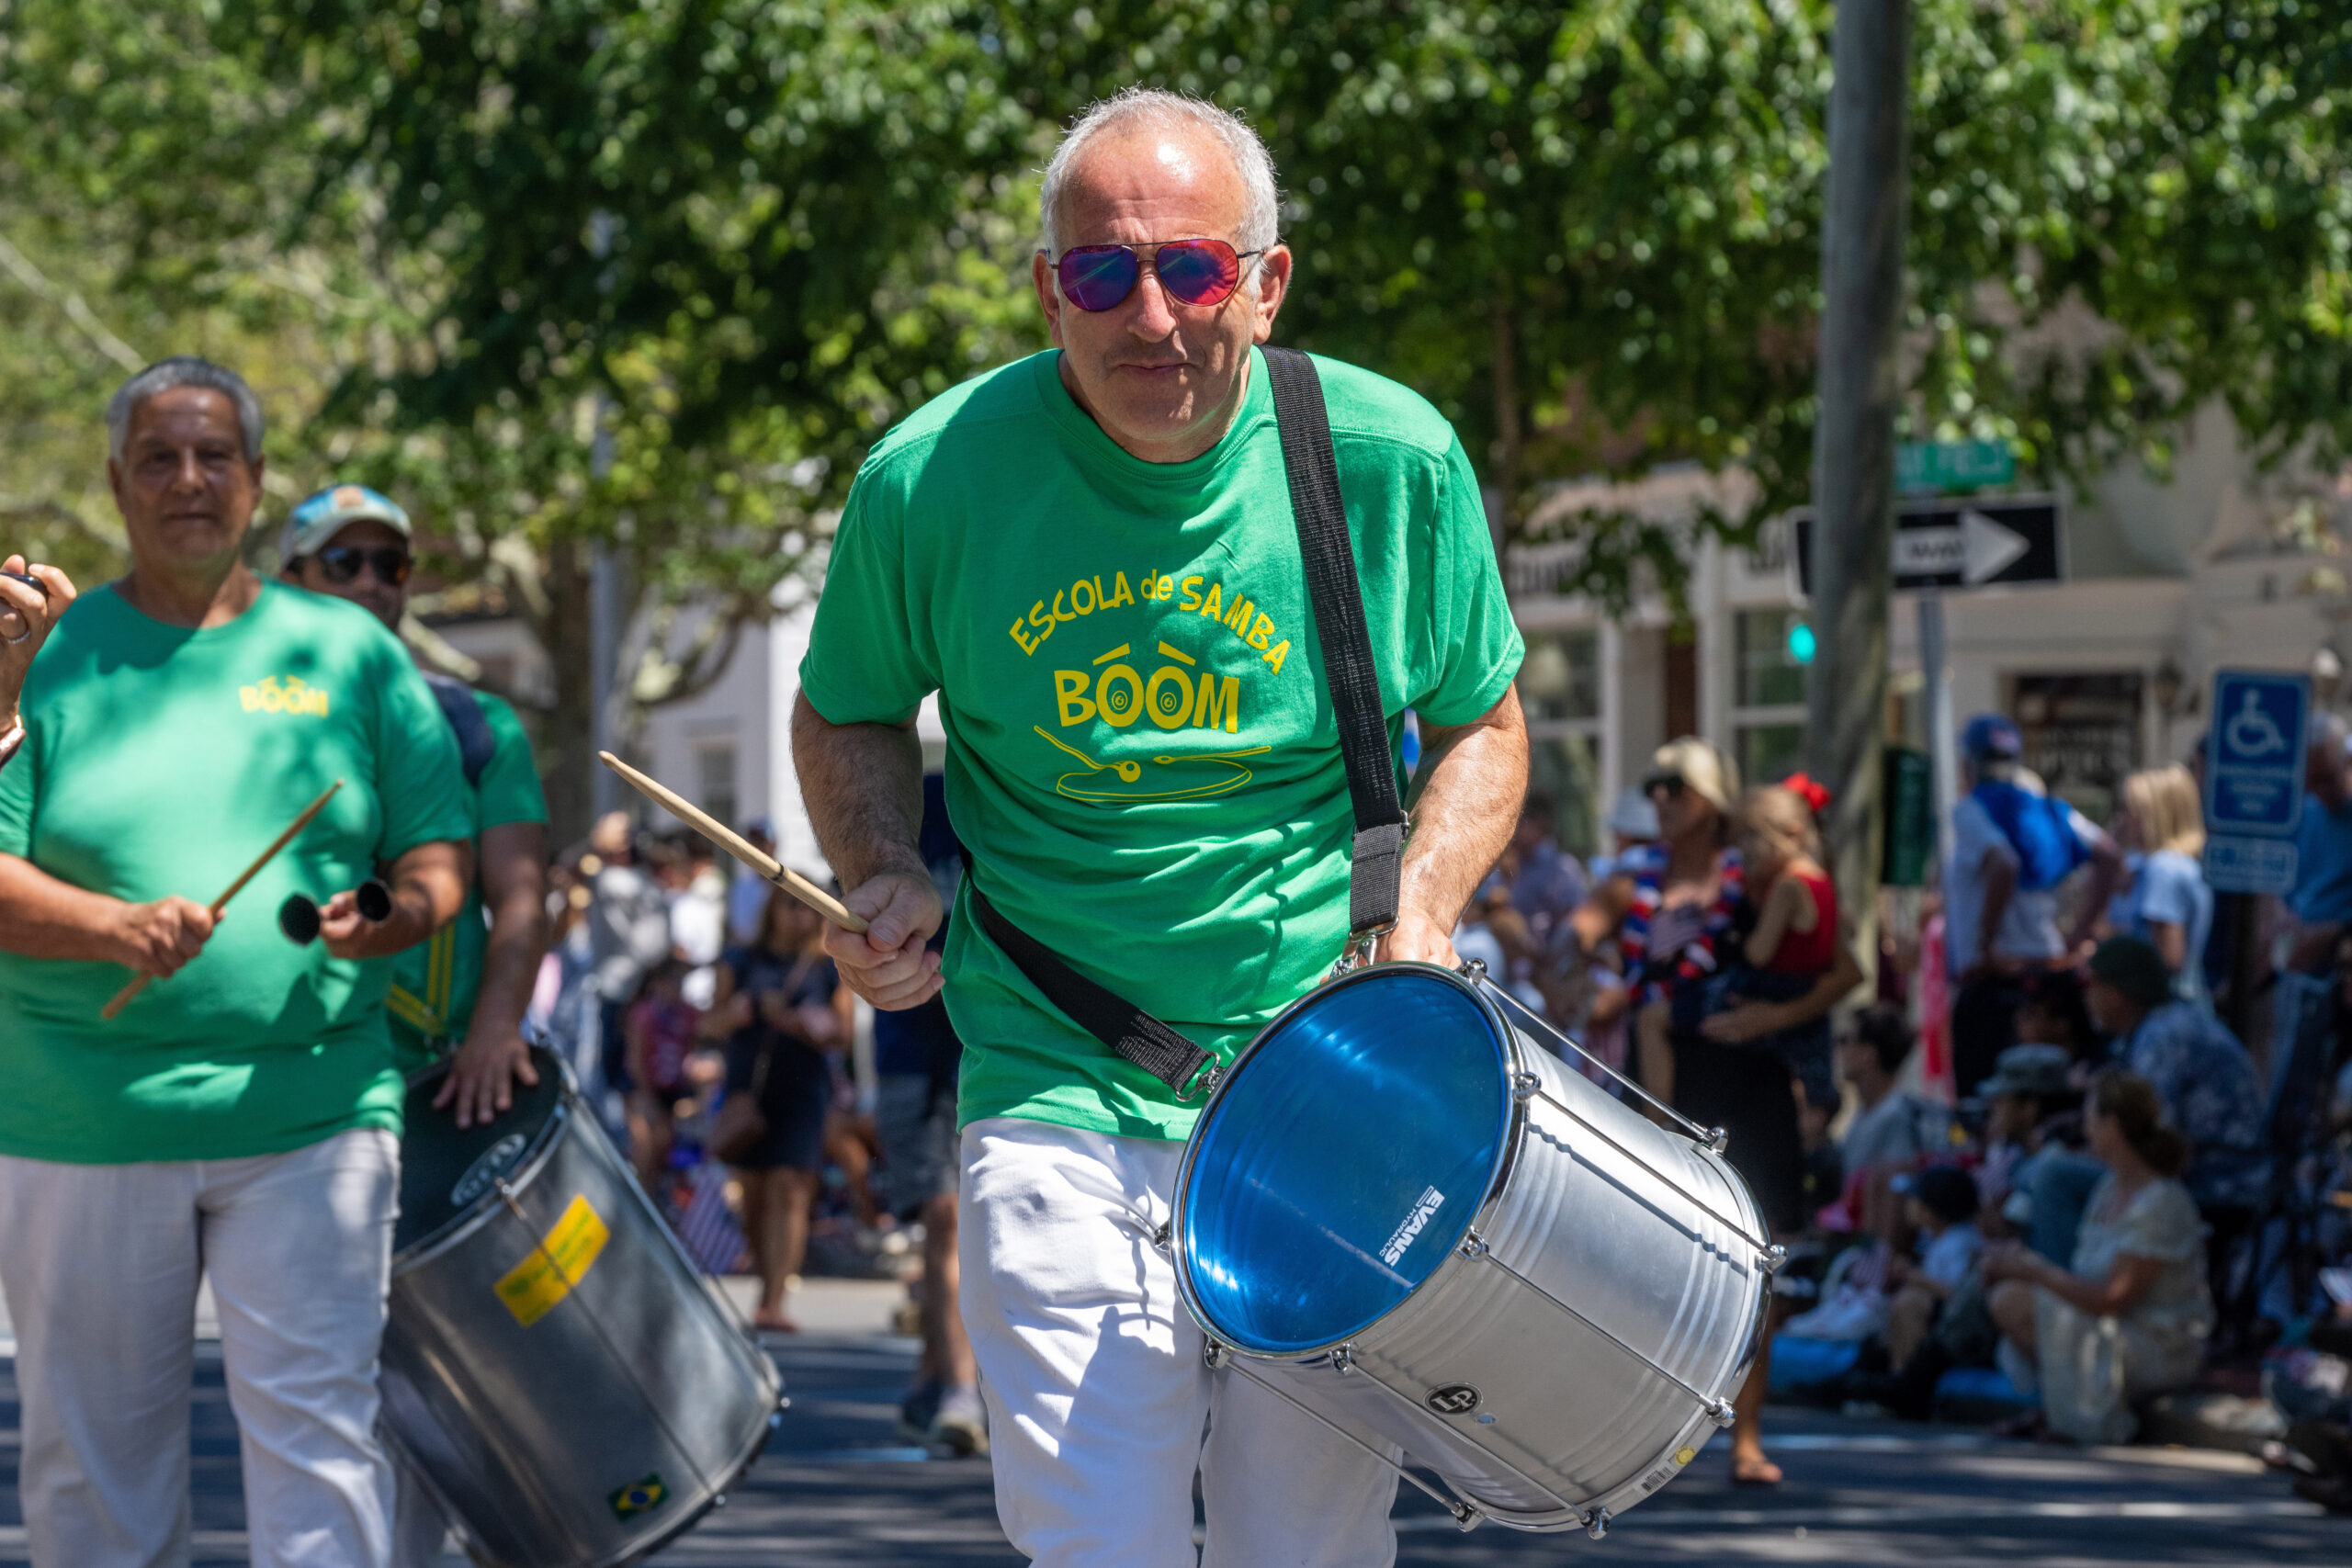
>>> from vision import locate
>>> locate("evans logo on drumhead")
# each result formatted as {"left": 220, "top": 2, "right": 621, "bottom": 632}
{"left": 1378, "top": 1186, "right": 1446, "bottom": 1267}
{"left": 450, "top": 1134, "right": 529, "bottom": 1208}
{"left": 1426, "top": 1383, "right": 1482, "bottom": 1416}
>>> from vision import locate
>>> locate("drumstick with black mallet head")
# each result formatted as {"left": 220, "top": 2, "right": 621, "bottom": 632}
{"left": 596, "top": 750, "right": 870, "bottom": 933}
{"left": 277, "top": 879, "right": 392, "bottom": 945}
{"left": 101, "top": 779, "right": 345, "bottom": 1020}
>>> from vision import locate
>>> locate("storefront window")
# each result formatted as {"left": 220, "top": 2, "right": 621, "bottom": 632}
{"left": 1520, "top": 629, "right": 1603, "bottom": 856}
{"left": 1736, "top": 723, "right": 1806, "bottom": 789}
{"left": 1528, "top": 733, "right": 1601, "bottom": 859}
{"left": 1518, "top": 629, "right": 1600, "bottom": 723}
{"left": 1736, "top": 609, "right": 1808, "bottom": 708}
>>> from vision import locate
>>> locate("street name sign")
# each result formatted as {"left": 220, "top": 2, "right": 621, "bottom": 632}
{"left": 1897, "top": 439, "right": 2015, "bottom": 495}
{"left": 2202, "top": 668, "right": 2311, "bottom": 896}
{"left": 1793, "top": 495, "right": 2063, "bottom": 596}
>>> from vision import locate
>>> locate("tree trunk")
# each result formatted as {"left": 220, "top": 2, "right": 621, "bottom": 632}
{"left": 537, "top": 536, "right": 599, "bottom": 850}
{"left": 1807, "top": 0, "right": 1912, "bottom": 987}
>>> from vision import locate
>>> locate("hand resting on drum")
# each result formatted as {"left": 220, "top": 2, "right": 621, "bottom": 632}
{"left": 821, "top": 865, "right": 944, "bottom": 1011}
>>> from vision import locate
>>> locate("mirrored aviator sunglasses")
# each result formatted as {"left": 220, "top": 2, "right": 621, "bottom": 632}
{"left": 1055, "top": 239, "right": 1259, "bottom": 312}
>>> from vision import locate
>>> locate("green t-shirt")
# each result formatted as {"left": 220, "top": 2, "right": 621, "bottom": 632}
{"left": 386, "top": 688, "right": 548, "bottom": 1071}
{"left": 800, "top": 347, "right": 1522, "bottom": 1142}
{"left": 0, "top": 581, "right": 473, "bottom": 1163}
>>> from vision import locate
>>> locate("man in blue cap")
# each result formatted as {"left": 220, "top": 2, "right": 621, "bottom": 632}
{"left": 1944, "top": 713, "right": 2120, "bottom": 1095}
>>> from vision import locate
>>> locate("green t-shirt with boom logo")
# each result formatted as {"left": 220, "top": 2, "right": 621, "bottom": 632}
{"left": 800, "top": 348, "right": 1522, "bottom": 1141}
{"left": 0, "top": 581, "right": 472, "bottom": 1162}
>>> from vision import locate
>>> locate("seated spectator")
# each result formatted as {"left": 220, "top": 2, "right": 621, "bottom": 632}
{"left": 1883, "top": 1165, "right": 1985, "bottom": 1370}
{"left": 2085, "top": 935, "right": 2268, "bottom": 1301}
{"left": 624, "top": 956, "right": 700, "bottom": 1192}
{"left": 1839, "top": 1003, "right": 1951, "bottom": 1177}
{"left": 2013, "top": 966, "right": 2097, "bottom": 1071}
{"left": 1984, "top": 1074, "right": 2214, "bottom": 1443}
{"left": 1973, "top": 1044, "right": 2077, "bottom": 1206}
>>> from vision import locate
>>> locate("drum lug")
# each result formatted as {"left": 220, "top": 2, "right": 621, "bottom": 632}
{"left": 1329, "top": 1344, "right": 1357, "bottom": 1375}
{"left": 1508, "top": 1068, "right": 1541, "bottom": 1100}
{"left": 1456, "top": 1230, "right": 1489, "bottom": 1261}
{"left": 1583, "top": 1506, "right": 1611, "bottom": 1540}
{"left": 1449, "top": 1500, "right": 1482, "bottom": 1530}
{"left": 1761, "top": 1243, "right": 1789, "bottom": 1272}
{"left": 1457, "top": 957, "right": 1487, "bottom": 980}
{"left": 1151, "top": 1220, "right": 1172, "bottom": 1255}
{"left": 1708, "top": 1397, "right": 1737, "bottom": 1427}
{"left": 1203, "top": 1339, "right": 1229, "bottom": 1371}
{"left": 1706, "top": 1125, "right": 1730, "bottom": 1154}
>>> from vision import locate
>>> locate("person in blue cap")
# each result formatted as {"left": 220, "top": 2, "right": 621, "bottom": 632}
{"left": 1944, "top": 713, "right": 2120, "bottom": 1097}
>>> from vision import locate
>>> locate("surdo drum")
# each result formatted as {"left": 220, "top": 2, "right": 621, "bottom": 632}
{"left": 1170, "top": 963, "right": 1776, "bottom": 1536}
{"left": 379, "top": 1047, "right": 784, "bottom": 1567}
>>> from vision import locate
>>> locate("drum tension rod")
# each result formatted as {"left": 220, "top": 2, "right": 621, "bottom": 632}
{"left": 1457, "top": 1229, "right": 1738, "bottom": 1429}
{"left": 1506, "top": 1075, "right": 1775, "bottom": 1264}
{"left": 1473, "top": 964, "right": 1723, "bottom": 1147}
{"left": 1204, "top": 1342, "right": 1484, "bottom": 1531}
{"left": 1304, "top": 1328, "right": 1607, "bottom": 1533}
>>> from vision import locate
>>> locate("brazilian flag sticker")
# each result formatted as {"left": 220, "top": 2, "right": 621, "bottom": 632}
{"left": 609, "top": 1473, "right": 668, "bottom": 1520}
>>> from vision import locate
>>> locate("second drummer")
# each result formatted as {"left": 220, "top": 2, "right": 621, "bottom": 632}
{"left": 277, "top": 482, "right": 550, "bottom": 1122}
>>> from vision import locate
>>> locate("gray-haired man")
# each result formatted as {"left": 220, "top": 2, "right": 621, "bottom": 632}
{"left": 793, "top": 91, "right": 1528, "bottom": 1563}
{"left": 0, "top": 357, "right": 472, "bottom": 1567}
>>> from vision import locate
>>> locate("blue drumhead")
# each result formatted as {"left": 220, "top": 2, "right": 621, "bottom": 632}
{"left": 1178, "top": 967, "right": 1510, "bottom": 1354}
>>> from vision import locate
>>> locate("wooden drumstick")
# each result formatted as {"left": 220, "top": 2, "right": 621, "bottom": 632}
{"left": 102, "top": 779, "right": 345, "bottom": 1020}
{"left": 597, "top": 750, "right": 870, "bottom": 934}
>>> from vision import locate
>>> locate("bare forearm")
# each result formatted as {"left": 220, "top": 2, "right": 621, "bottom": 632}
{"left": 0, "top": 855, "right": 136, "bottom": 962}
{"left": 1400, "top": 687, "right": 1528, "bottom": 931}
{"left": 791, "top": 692, "right": 926, "bottom": 885}
{"left": 469, "top": 888, "right": 547, "bottom": 1047}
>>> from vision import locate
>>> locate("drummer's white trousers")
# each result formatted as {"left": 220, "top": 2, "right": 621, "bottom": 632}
{"left": 959, "top": 1117, "right": 1401, "bottom": 1568}
{"left": 0, "top": 1129, "right": 400, "bottom": 1568}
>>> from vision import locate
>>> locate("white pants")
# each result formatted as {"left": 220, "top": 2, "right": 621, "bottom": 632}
{"left": 0, "top": 1129, "right": 401, "bottom": 1568}
{"left": 959, "top": 1117, "right": 1399, "bottom": 1568}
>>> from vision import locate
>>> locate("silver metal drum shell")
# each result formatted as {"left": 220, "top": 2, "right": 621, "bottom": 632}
{"left": 1197, "top": 972, "right": 1769, "bottom": 1532}
{"left": 379, "top": 1098, "right": 781, "bottom": 1568}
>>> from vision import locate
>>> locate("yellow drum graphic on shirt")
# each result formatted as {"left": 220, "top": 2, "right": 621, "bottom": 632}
{"left": 494, "top": 1193, "right": 610, "bottom": 1326}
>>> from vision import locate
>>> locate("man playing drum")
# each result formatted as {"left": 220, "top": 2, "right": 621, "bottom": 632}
{"left": 0, "top": 357, "right": 473, "bottom": 1568}
{"left": 794, "top": 90, "right": 1528, "bottom": 1565}
{"left": 278, "top": 480, "right": 552, "bottom": 1568}
{"left": 277, "top": 481, "right": 550, "bottom": 1125}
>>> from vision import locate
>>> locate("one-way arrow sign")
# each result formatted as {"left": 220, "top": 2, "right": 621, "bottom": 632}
{"left": 1793, "top": 495, "right": 2062, "bottom": 596}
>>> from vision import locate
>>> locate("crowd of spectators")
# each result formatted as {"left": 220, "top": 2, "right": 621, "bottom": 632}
{"left": 1449, "top": 716, "right": 2352, "bottom": 1504}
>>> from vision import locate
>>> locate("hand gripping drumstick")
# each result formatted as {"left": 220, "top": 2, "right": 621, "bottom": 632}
{"left": 597, "top": 751, "right": 869, "bottom": 934}
{"left": 101, "top": 779, "right": 345, "bottom": 1020}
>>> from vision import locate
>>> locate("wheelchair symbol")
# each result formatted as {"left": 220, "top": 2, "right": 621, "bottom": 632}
{"left": 2224, "top": 689, "right": 2290, "bottom": 760}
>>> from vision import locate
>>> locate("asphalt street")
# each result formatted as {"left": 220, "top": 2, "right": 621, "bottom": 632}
{"left": 2, "top": 1316, "right": 2347, "bottom": 1567}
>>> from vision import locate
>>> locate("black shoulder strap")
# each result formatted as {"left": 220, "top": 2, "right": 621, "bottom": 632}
{"left": 1261, "top": 345, "right": 1405, "bottom": 939}
{"left": 961, "top": 347, "right": 1403, "bottom": 1097}
{"left": 422, "top": 671, "right": 496, "bottom": 786}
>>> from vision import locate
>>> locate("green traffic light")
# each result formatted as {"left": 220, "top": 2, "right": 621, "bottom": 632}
{"left": 1787, "top": 621, "right": 1817, "bottom": 664}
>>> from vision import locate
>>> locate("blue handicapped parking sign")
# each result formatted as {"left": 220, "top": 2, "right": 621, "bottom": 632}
{"left": 2206, "top": 670, "right": 2311, "bottom": 836}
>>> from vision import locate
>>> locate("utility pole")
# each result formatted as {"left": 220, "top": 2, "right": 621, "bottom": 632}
{"left": 1806, "top": 0, "right": 1912, "bottom": 973}
{"left": 587, "top": 209, "right": 623, "bottom": 819}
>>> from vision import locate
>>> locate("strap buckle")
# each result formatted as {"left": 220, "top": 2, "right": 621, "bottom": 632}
{"left": 1331, "top": 922, "right": 1392, "bottom": 977}
{"left": 1174, "top": 1058, "right": 1224, "bottom": 1103}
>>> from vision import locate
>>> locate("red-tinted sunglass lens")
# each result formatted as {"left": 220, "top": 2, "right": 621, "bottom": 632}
{"left": 1154, "top": 240, "right": 1243, "bottom": 305}
{"left": 1057, "top": 246, "right": 1141, "bottom": 311}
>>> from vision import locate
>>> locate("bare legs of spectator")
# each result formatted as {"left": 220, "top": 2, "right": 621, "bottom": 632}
{"left": 824, "top": 1110, "right": 882, "bottom": 1230}
{"left": 1883, "top": 1282, "right": 1939, "bottom": 1369}
{"left": 1634, "top": 1001, "right": 1676, "bottom": 1127}
{"left": 740, "top": 1165, "right": 818, "bottom": 1333}
{"left": 1730, "top": 1299, "right": 1785, "bottom": 1485}
{"left": 1986, "top": 1278, "right": 2039, "bottom": 1359}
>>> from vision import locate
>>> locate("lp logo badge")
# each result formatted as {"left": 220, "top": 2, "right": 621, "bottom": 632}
{"left": 2204, "top": 670, "right": 2311, "bottom": 896}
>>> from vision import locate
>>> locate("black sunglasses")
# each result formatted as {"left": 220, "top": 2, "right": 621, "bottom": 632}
{"left": 315, "top": 545, "right": 412, "bottom": 587}
{"left": 1643, "top": 773, "right": 1690, "bottom": 800}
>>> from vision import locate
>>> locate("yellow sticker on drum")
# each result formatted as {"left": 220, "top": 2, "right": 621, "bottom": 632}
{"left": 1674, "top": 1446, "right": 1697, "bottom": 1466}
{"left": 494, "top": 1194, "right": 610, "bottom": 1326}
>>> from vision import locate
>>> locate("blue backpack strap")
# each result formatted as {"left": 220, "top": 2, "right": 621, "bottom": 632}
{"left": 421, "top": 671, "right": 495, "bottom": 787}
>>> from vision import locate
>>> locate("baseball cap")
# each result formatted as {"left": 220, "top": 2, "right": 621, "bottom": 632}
{"left": 2087, "top": 934, "right": 2175, "bottom": 1009}
{"left": 1961, "top": 713, "right": 2024, "bottom": 761}
{"left": 279, "top": 483, "right": 412, "bottom": 568}
{"left": 1974, "top": 1043, "right": 2074, "bottom": 1101}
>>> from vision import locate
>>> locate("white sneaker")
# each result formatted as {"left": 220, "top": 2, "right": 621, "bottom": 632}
{"left": 929, "top": 1382, "right": 989, "bottom": 1457}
